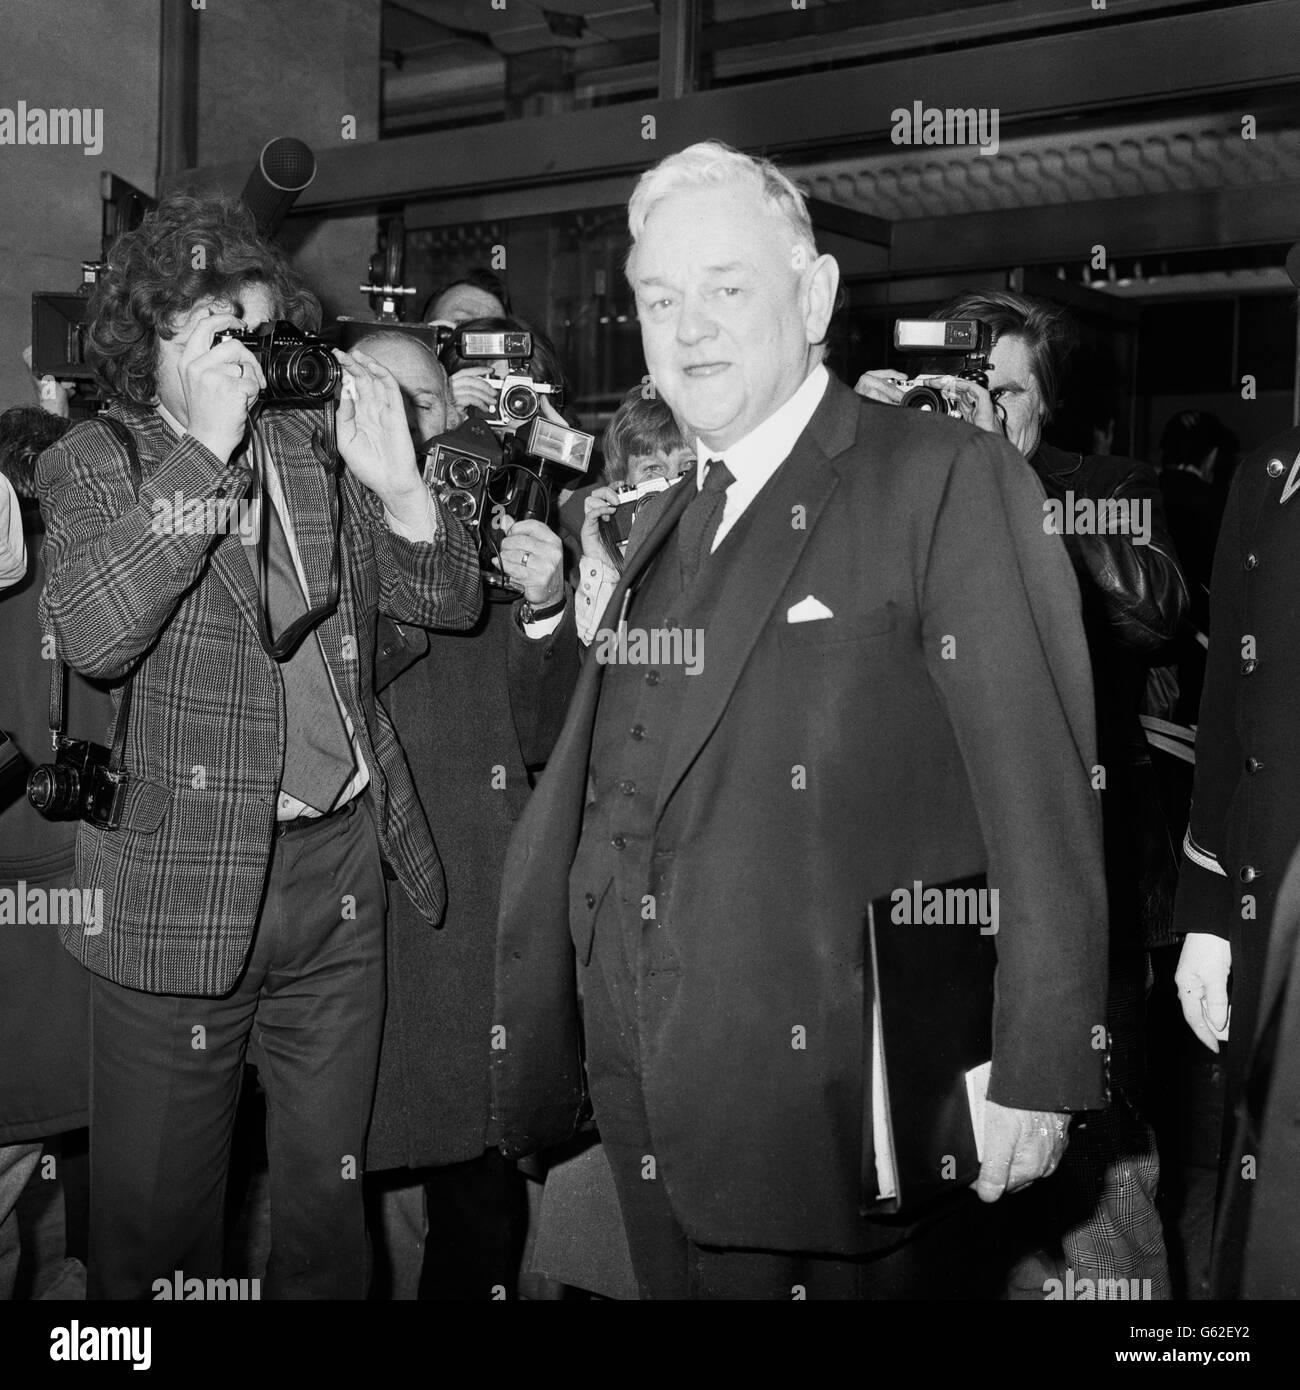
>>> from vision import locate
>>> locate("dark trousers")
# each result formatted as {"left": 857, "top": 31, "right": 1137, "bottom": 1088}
{"left": 86, "top": 797, "right": 387, "bottom": 1300}
{"left": 581, "top": 891, "right": 1004, "bottom": 1300}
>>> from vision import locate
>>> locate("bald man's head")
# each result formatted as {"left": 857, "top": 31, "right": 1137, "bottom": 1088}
{"left": 353, "top": 330, "right": 461, "bottom": 444}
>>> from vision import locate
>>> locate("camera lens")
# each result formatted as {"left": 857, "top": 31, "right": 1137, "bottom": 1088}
{"left": 448, "top": 457, "right": 483, "bottom": 488}
{"left": 268, "top": 346, "right": 342, "bottom": 402}
{"left": 443, "top": 489, "right": 478, "bottom": 522}
{"left": 900, "top": 384, "right": 946, "bottom": 413}
{"left": 27, "top": 763, "right": 79, "bottom": 815}
{"left": 502, "top": 385, "right": 538, "bottom": 422}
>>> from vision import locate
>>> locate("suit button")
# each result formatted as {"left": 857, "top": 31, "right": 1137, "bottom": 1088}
{"left": 1241, "top": 658, "right": 1257, "bottom": 675}
{"left": 1244, "top": 552, "right": 1258, "bottom": 571}
{"left": 645, "top": 670, "right": 660, "bottom": 686}
{"left": 1267, "top": 458, "right": 1285, "bottom": 478}
{"left": 619, "top": 780, "right": 636, "bottom": 796}
{"left": 1240, "top": 865, "right": 1259, "bottom": 883}
{"left": 630, "top": 725, "right": 646, "bottom": 740}
{"left": 1246, "top": 757, "right": 1264, "bottom": 773}
{"left": 584, "top": 892, "right": 595, "bottom": 908}
{"left": 611, "top": 835, "right": 627, "bottom": 850}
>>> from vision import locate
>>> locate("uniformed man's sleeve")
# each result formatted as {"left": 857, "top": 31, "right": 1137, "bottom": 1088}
{"left": 1173, "top": 462, "right": 1248, "bottom": 943}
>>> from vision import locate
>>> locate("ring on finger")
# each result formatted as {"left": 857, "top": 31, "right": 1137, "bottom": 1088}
{"left": 236, "top": 361, "right": 245, "bottom": 379}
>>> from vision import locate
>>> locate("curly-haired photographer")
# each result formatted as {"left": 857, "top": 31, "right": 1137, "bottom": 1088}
{"left": 36, "top": 190, "right": 483, "bottom": 1300}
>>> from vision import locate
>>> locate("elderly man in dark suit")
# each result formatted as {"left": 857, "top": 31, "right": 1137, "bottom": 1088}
{"left": 491, "top": 140, "right": 1110, "bottom": 1299}
{"left": 354, "top": 329, "right": 579, "bottom": 1298}
{"left": 37, "top": 193, "right": 482, "bottom": 1299}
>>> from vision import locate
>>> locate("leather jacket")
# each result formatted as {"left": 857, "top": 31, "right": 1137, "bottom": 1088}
{"left": 1029, "top": 441, "right": 1189, "bottom": 948}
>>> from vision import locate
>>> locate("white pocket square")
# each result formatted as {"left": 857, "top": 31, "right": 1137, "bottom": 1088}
{"left": 786, "top": 595, "right": 834, "bottom": 623}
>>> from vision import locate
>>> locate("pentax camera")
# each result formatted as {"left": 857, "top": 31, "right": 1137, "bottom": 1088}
{"left": 27, "top": 736, "right": 127, "bottom": 828}
{"left": 213, "top": 320, "right": 341, "bottom": 406}
{"left": 892, "top": 318, "right": 993, "bottom": 415}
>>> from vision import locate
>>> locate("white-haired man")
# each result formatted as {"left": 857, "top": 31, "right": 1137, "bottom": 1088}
{"left": 492, "top": 140, "right": 1109, "bottom": 1297}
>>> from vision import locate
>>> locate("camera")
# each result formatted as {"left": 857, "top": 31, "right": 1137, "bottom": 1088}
{"left": 481, "top": 373, "right": 562, "bottom": 432}
{"left": 608, "top": 476, "right": 672, "bottom": 545}
{"left": 422, "top": 418, "right": 498, "bottom": 534}
{"left": 893, "top": 318, "right": 994, "bottom": 415}
{"left": 27, "top": 736, "right": 127, "bottom": 828}
{"left": 213, "top": 320, "right": 341, "bottom": 406}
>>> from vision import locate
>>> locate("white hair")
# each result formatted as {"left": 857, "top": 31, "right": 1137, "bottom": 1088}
{"left": 626, "top": 140, "right": 818, "bottom": 275}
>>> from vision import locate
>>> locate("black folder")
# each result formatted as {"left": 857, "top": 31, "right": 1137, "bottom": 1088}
{"left": 865, "top": 873, "right": 997, "bottom": 1218}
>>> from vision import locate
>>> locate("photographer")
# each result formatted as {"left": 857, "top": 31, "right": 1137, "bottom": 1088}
{"left": 856, "top": 288, "right": 1187, "bottom": 1297}
{"left": 354, "top": 327, "right": 579, "bottom": 1298}
{"left": 36, "top": 192, "right": 483, "bottom": 1300}
{"left": 422, "top": 267, "right": 511, "bottom": 327}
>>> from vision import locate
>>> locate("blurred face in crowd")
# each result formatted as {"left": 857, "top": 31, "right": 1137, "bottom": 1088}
{"left": 360, "top": 334, "right": 462, "bottom": 445}
{"left": 155, "top": 281, "right": 275, "bottom": 424}
{"left": 986, "top": 333, "right": 1047, "bottom": 460}
{"left": 630, "top": 179, "right": 837, "bottom": 452}
{"left": 626, "top": 445, "right": 695, "bottom": 488}
{"left": 432, "top": 284, "right": 506, "bottom": 325}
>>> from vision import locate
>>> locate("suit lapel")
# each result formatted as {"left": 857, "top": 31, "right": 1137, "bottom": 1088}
{"left": 651, "top": 378, "right": 858, "bottom": 823}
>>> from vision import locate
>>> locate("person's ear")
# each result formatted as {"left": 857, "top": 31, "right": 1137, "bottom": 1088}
{"left": 803, "top": 253, "right": 840, "bottom": 345}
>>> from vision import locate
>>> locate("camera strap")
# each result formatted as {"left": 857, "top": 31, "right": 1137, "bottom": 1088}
{"left": 47, "top": 414, "right": 141, "bottom": 774}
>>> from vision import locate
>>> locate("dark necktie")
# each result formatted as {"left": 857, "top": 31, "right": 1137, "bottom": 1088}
{"left": 676, "top": 459, "right": 735, "bottom": 585}
{"left": 248, "top": 487, "right": 355, "bottom": 814}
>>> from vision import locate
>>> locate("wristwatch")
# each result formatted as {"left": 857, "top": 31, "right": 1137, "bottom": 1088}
{"left": 517, "top": 592, "right": 567, "bottom": 626}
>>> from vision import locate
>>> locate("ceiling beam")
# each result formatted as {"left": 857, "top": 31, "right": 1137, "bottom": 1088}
{"left": 166, "top": 1, "right": 1300, "bottom": 214}
{"left": 888, "top": 180, "right": 1300, "bottom": 276}
{"left": 658, "top": 0, "right": 699, "bottom": 101}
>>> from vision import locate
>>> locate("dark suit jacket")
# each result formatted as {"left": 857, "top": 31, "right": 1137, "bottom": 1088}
{"left": 37, "top": 403, "right": 483, "bottom": 996}
{"left": 491, "top": 376, "right": 1109, "bottom": 1255}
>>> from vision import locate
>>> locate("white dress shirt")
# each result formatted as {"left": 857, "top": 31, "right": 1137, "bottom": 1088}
{"left": 695, "top": 362, "right": 830, "bottom": 550}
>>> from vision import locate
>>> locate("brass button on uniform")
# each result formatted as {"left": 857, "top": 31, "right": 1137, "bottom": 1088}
{"left": 1244, "top": 552, "right": 1258, "bottom": 571}
{"left": 584, "top": 891, "right": 595, "bottom": 908}
{"left": 619, "top": 780, "right": 636, "bottom": 796}
{"left": 1241, "top": 658, "right": 1257, "bottom": 676}
{"left": 1267, "top": 458, "right": 1285, "bottom": 478}
{"left": 1240, "top": 865, "right": 1259, "bottom": 884}
{"left": 630, "top": 725, "right": 646, "bottom": 741}
{"left": 645, "top": 670, "right": 660, "bottom": 686}
{"left": 611, "top": 835, "right": 627, "bottom": 850}
{"left": 1246, "top": 757, "right": 1264, "bottom": 773}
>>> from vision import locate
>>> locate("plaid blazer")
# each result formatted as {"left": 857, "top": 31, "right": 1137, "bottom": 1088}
{"left": 37, "top": 400, "right": 483, "bottom": 996}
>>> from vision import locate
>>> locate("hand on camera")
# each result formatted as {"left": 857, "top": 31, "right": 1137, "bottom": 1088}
{"left": 179, "top": 310, "right": 266, "bottom": 464}
{"left": 852, "top": 368, "right": 908, "bottom": 405}
{"left": 449, "top": 366, "right": 503, "bottom": 417}
{"left": 581, "top": 486, "right": 619, "bottom": 562}
{"left": 496, "top": 518, "right": 564, "bottom": 606}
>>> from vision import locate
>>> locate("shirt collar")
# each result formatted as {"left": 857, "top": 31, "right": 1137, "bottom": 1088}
{"left": 694, "top": 362, "right": 829, "bottom": 486}
{"left": 156, "top": 401, "right": 185, "bottom": 437}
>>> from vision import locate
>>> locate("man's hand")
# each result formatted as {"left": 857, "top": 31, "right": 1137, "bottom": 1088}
{"left": 448, "top": 366, "right": 502, "bottom": 417}
{"left": 1175, "top": 932, "right": 1232, "bottom": 1052}
{"left": 178, "top": 310, "right": 265, "bottom": 464}
{"left": 334, "top": 348, "right": 426, "bottom": 518}
{"left": 496, "top": 518, "right": 564, "bottom": 606}
{"left": 971, "top": 1099, "right": 1069, "bottom": 1203}
{"left": 852, "top": 368, "right": 908, "bottom": 405}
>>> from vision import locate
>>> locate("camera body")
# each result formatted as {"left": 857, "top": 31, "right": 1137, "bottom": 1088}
{"left": 893, "top": 318, "right": 993, "bottom": 415}
{"left": 609, "top": 476, "right": 672, "bottom": 545}
{"left": 421, "top": 419, "right": 498, "bottom": 535}
{"left": 483, "top": 373, "right": 562, "bottom": 432}
{"left": 213, "top": 320, "right": 340, "bottom": 406}
{"left": 27, "top": 735, "right": 127, "bottom": 828}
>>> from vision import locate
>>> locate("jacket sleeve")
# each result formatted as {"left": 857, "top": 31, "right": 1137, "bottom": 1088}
{"left": 37, "top": 421, "right": 250, "bottom": 680}
{"left": 347, "top": 473, "right": 484, "bottom": 632}
{"left": 507, "top": 595, "right": 581, "bottom": 768}
{"left": 1059, "top": 458, "right": 1188, "bottom": 652}
{"left": 922, "top": 429, "right": 1109, "bottom": 1113}
{"left": 1172, "top": 466, "right": 1247, "bottom": 943}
